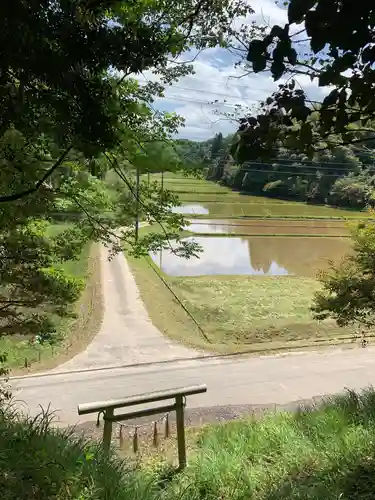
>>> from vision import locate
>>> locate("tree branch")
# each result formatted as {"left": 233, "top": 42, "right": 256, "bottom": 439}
{"left": 104, "top": 152, "right": 182, "bottom": 255}
{"left": 0, "top": 145, "right": 73, "bottom": 203}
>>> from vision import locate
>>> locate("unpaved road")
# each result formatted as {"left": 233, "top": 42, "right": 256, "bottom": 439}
{"left": 9, "top": 245, "right": 375, "bottom": 426}
{"left": 52, "top": 245, "right": 199, "bottom": 372}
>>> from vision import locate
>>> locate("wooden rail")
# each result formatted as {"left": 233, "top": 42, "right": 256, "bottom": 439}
{"left": 77, "top": 384, "right": 207, "bottom": 469}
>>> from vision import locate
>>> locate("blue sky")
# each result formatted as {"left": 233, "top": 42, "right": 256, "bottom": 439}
{"left": 138, "top": 0, "right": 328, "bottom": 142}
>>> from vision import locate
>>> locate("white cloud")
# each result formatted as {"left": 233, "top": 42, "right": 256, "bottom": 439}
{"left": 245, "top": 0, "right": 288, "bottom": 27}
{"left": 138, "top": 0, "right": 326, "bottom": 141}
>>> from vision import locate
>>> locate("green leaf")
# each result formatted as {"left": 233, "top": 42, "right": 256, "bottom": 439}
{"left": 287, "top": 48, "right": 297, "bottom": 65}
{"left": 288, "top": 0, "right": 315, "bottom": 24}
{"left": 300, "top": 122, "right": 313, "bottom": 144}
{"left": 252, "top": 56, "right": 267, "bottom": 72}
{"left": 246, "top": 39, "right": 265, "bottom": 62}
{"left": 319, "top": 70, "right": 334, "bottom": 87}
{"left": 270, "top": 25, "right": 284, "bottom": 38}
{"left": 362, "top": 45, "right": 375, "bottom": 63}
{"left": 323, "top": 89, "right": 339, "bottom": 107}
{"left": 271, "top": 60, "right": 286, "bottom": 80}
{"left": 311, "top": 36, "right": 326, "bottom": 54}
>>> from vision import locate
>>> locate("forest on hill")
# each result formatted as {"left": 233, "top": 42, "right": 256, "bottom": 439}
{"left": 177, "top": 132, "right": 375, "bottom": 209}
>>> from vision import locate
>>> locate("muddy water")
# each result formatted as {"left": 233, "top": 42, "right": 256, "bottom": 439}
{"left": 186, "top": 219, "right": 349, "bottom": 236}
{"left": 150, "top": 236, "right": 350, "bottom": 277}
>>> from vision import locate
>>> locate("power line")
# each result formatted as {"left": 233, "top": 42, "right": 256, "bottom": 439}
{"left": 206, "top": 162, "right": 375, "bottom": 177}
{"left": 139, "top": 82, "right": 266, "bottom": 100}
{"left": 238, "top": 165, "right": 371, "bottom": 173}
{"left": 154, "top": 94, "right": 246, "bottom": 108}
{"left": 244, "top": 158, "right": 370, "bottom": 167}
{"left": 209, "top": 159, "right": 375, "bottom": 172}
{"left": 137, "top": 77, "right": 271, "bottom": 93}
{"left": 257, "top": 157, "right": 370, "bottom": 164}
{"left": 183, "top": 75, "right": 277, "bottom": 92}
{"left": 215, "top": 168, "right": 360, "bottom": 178}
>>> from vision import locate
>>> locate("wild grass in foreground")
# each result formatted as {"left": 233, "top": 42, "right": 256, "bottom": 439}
{"left": 4, "top": 389, "right": 375, "bottom": 500}
{"left": 0, "top": 405, "right": 153, "bottom": 500}
{"left": 159, "top": 388, "right": 375, "bottom": 500}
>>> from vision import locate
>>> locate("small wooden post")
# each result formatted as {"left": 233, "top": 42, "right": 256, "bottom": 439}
{"left": 175, "top": 395, "right": 186, "bottom": 469}
{"left": 135, "top": 165, "right": 140, "bottom": 244}
{"left": 102, "top": 408, "right": 114, "bottom": 454}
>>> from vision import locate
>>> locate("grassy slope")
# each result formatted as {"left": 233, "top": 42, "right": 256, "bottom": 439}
{"left": 0, "top": 224, "right": 103, "bottom": 372}
{"left": 4, "top": 389, "right": 375, "bottom": 500}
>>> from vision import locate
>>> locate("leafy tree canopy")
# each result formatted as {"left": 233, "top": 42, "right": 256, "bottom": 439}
{"left": 210, "top": 133, "right": 224, "bottom": 159}
{"left": 313, "top": 217, "right": 375, "bottom": 330}
{"left": 232, "top": 0, "right": 375, "bottom": 160}
{"left": 0, "top": 0, "right": 252, "bottom": 340}
{"left": 1, "top": 0, "right": 252, "bottom": 202}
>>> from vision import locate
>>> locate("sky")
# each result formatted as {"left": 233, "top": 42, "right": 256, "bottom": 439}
{"left": 137, "top": 0, "right": 328, "bottom": 142}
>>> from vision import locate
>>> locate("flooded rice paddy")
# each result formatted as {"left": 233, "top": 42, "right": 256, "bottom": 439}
{"left": 185, "top": 218, "right": 349, "bottom": 236}
{"left": 171, "top": 198, "right": 366, "bottom": 218}
{"left": 152, "top": 204, "right": 353, "bottom": 277}
{"left": 150, "top": 235, "right": 350, "bottom": 278}
{"left": 172, "top": 204, "right": 209, "bottom": 215}
{"left": 134, "top": 179, "right": 365, "bottom": 351}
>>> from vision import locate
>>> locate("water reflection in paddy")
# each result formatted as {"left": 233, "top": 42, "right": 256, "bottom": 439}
{"left": 150, "top": 236, "right": 350, "bottom": 277}
{"left": 172, "top": 204, "right": 209, "bottom": 215}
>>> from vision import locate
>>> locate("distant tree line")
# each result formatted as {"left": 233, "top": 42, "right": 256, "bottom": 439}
{"left": 176, "top": 132, "right": 375, "bottom": 210}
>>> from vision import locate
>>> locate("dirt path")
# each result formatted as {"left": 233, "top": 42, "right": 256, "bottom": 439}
{"left": 52, "top": 245, "right": 199, "bottom": 373}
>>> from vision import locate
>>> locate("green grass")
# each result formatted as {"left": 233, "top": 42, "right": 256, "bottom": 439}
{"left": 0, "top": 223, "right": 96, "bottom": 371}
{"left": 155, "top": 388, "right": 375, "bottom": 500}
{"left": 127, "top": 254, "right": 357, "bottom": 353}
{"left": 5, "top": 389, "right": 375, "bottom": 500}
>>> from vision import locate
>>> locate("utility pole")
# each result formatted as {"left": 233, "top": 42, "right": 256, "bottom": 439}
{"left": 135, "top": 165, "right": 140, "bottom": 243}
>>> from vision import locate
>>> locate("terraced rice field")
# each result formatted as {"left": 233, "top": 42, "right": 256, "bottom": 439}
{"left": 129, "top": 172, "right": 368, "bottom": 353}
